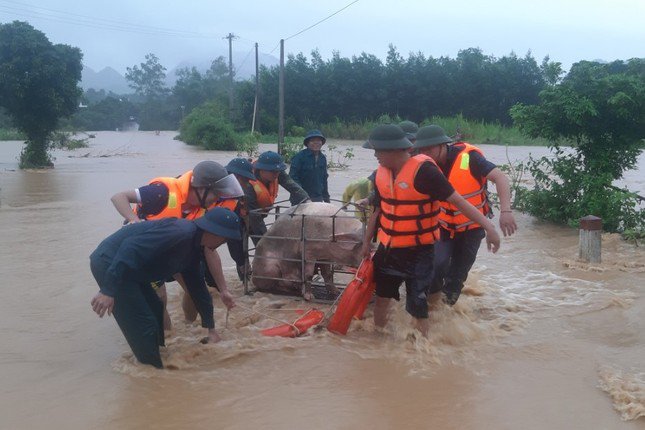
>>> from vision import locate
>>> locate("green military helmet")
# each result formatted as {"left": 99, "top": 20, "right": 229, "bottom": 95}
{"left": 413, "top": 125, "right": 453, "bottom": 149}
{"left": 362, "top": 124, "right": 412, "bottom": 150}
{"left": 398, "top": 120, "right": 419, "bottom": 140}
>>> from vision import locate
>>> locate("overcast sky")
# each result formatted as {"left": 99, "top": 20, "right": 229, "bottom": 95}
{"left": 1, "top": 0, "right": 643, "bottom": 74}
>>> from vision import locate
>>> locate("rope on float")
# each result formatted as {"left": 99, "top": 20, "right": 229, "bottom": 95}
{"left": 234, "top": 303, "right": 301, "bottom": 335}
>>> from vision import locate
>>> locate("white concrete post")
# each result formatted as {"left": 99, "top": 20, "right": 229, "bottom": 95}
{"left": 579, "top": 215, "right": 602, "bottom": 263}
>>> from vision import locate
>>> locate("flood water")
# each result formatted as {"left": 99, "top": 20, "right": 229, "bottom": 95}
{"left": 1, "top": 132, "right": 643, "bottom": 429}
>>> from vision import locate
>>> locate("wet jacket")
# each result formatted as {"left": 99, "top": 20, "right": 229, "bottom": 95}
{"left": 89, "top": 219, "right": 215, "bottom": 328}
{"left": 289, "top": 148, "right": 329, "bottom": 203}
{"left": 375, "top": 154, "right": 440, "bottom": 248}
{"left": 138, "top": 171, "right": 205, "bottom": 221}
{"left": 439, "top": 143, "right": 491, "bottom": 232}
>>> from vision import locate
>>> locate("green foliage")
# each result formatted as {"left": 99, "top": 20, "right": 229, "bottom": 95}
{"left": 0, "top": 21, "right": 83, "bottom": 168}
{"left": 67, "top": 96, "right": 138, "bottom": 131}
{"left": 177, "top": 101, "right": 254, "bottom": 151}
{"left": 301, "top": 114, "right": 549, "bottom": 146}
{"left": 236, "top": 132, "right": 260, "bottom": 157}
{"left": 289, "top": 125, "right": 306, "bottom": 137}
{"left": 511, "top": 59, "right": 645, "bottom": 234}
{"left": 172, "top": 58, "right": 230, "bottom": 113}
{"left": 278, "top": 137, "right": 304, "bottom": 163}
{"left": 245, "top": 47, "right": 558, "bottom": 134}
{"left": 622, "top": 227, "right": 644, "bottom": 246}
{"left": 125, "top": 53, "right": 169, "bottom": 100}
{"left": 326, "top": 143, "right": 354, "bottom": 169}
{"left": 514, "top": 151, "right": 644, "bottom": 233}
{"left": 49, "top": 131, "right": 88, "bottom": 150}
{"left": 423, "top": 114, "right": 552, "bottom": 146}
{"left": 0, "top": 128, "right": 25, "bottom": 140}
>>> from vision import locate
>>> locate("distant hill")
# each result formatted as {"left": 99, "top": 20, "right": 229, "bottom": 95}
{"left": 82, "top": 52, "right": 279, "bottom": 94}
{"left": 81, "top": 66, "right": 131, "bottom": 94}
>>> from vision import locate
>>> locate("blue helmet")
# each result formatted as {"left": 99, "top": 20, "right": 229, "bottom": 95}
{"left": 254, "top": 151, "right": 287, "bottom": 172}
{"left": 226, "top": 157, "right": 256, "bottom": 180}
{"left": 194, "top": 207, "right": 241, "bottom": 240}
{"left": 303, "top": 129, "right": 326, "bottom": 146}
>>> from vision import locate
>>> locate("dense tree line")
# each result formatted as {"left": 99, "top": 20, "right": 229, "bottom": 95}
{"left": 237, "top": 46, "right": 561, "bottom": 132}
{"left": 62, "top": 46, "right": 561, "bottom": 133}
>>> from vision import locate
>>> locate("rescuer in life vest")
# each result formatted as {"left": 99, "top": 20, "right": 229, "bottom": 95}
{"left": 360, "top": 124, "right": 501, "bottom": 337}
{"left": 413, "top": 125, "right": 517, "bottom": 305}
{"left": 244, "top": 151, "right": 309, "bottom": 245}
{"left": 110, "top": 161, "right": 244, "bottom": 328}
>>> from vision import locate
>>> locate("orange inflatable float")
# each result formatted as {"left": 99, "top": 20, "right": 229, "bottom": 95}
{"left": 261, "top": 309, "right": 325, "bottom": 338}
{"left": 327, "top": 256, "right": 375, "bottom": 335}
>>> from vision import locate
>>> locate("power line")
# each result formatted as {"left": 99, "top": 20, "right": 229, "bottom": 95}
{"left": 0, "top": 0, "right": 221, "bottom": 39}
{"left": 284, "top": 0, "right": 359, "bottom": 41}
{"left": 236, "top": 45, "right": 256, "bottom": 73}
{"left": 268, "top": 0, "right": 359, "bottom": 54}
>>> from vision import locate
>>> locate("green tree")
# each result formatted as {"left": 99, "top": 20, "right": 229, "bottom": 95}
{"left": 125, "top": 53, "right": 168, "bottom": 100}
{"left": 173, "top": 57, "right": 230, "bottom": 114}
{"left": 0, "top": 21, "right": 82, "bottom": 168}
{"left": 68, "top": 96, "right": 138, "bottom": 130}
{"left": 511, "top": 59, "right": 645, "bottom": 232}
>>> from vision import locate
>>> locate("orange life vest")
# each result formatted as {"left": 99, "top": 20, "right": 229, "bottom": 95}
{"left": 249, "top": 178, "right": 278, "bottom": 209}
{"left": 439, "top": 143, "right": 491, "bottom": 232}
{"left": 138, "top": 171, "right": 206, "bottom": 221}
{"left": 215, "top": 197, "right": 245, "bottom": 216}
{"left": 375, "top": 154, "right": 440, "bottom": 248}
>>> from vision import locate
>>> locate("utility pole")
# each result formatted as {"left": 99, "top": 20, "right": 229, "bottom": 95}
{"left": 278, "top": 39, "right": 284, "bottom": 154}
{"left": 223, "top": 32, "right": 238, "bottom": 120}
{"left": 251, "top": 42, "right": 259, "bottom": 133}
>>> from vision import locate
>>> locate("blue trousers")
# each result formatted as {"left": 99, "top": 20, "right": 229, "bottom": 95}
{"left": 90, "top": 252, "right": 164, "bottom": 368}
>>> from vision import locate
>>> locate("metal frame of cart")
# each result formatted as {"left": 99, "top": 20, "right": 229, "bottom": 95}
{"left": 242, "top": 199, "right": 367, "bottom": 301}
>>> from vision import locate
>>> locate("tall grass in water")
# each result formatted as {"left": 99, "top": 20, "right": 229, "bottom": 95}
{"left": 295, "top": 114, "right": 551, "bottom": 146}
{"left": 423, "top": 114, "right": 551, "bottom": 146}
{"left": 0, "top": 128, "right": 25, "bottom": 141}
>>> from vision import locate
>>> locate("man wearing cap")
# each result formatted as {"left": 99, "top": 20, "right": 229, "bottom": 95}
{"left": 89, "top": 207, "right": 241, "bottom": 368}
{"left": 245, "top": 151, "right": 309, "bottom": 243}
{"left": 360, "top": 124, "right": 501, "bottom": 336}
{"left": 413, "top": 125, "right": 517, "bottom": 305}
{"left": 288, "top": 129, "right": 330, "bottom": 204}
{"left": 110, "top": 161, "right": 244, "bottom": 327}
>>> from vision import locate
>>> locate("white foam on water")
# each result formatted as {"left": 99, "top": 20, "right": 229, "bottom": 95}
{"left": 598, "top": 366, "right": 645, "bottom": 421}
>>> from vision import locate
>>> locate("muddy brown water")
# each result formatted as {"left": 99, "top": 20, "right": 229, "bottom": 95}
{"left": 0, "top": 132, "right": 643, "bottom": 429}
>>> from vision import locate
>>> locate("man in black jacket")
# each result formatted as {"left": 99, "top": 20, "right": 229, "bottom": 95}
{"left": 89, "top": 207, "right": 240, "bottom": 368}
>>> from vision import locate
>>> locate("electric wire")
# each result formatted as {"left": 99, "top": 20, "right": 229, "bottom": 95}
{"left": 0, "top": 0, "right": 220, "bottom": 39}
{"left": 268, "top": 0, "right": 359, "bottom": 54}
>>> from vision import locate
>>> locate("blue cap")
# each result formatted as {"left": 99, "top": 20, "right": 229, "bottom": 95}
{"left": 194, "top": 207, "right": 241, "bottom": 240}
{"left": 254, "top": 151, "right": 287, "bottom": 172}
{"left": 226, "top": 157, "right": 256, "bottom": 180}
{"left": 303, "top": 129, "right": 326, "bottom": 146}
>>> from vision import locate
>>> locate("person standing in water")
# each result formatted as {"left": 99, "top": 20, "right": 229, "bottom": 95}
{"left": 110, "top": 161, "right": 244, "bottom": 327}
{"left": 89, "top": 207, "right": 241, "bottom": 368}
{"left": 361, "top": 124, "right": 501, "bottom": 337}
{"left": 289, "top": 129, "right": 330, "bottom": 204}
{"left": 413, "top": 125, "right": 517, "bottom": 305}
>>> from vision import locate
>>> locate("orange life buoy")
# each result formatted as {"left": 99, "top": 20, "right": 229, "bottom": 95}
{"left": 261, "top": 309, "right": 325, "bottom": 338}
{"left": 327, "top": 256, "right": 375, "bottom": 335}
